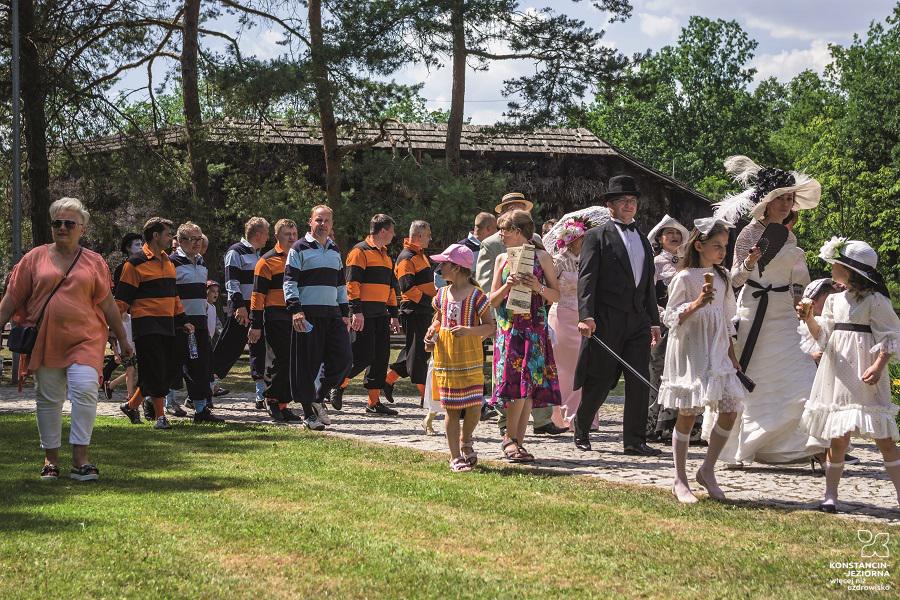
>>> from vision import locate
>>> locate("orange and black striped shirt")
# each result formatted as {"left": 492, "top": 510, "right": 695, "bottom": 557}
{"left": 250, "top": 242, "right": 290, "bottom": 328}
{"left": 115, "top": 243, "right": 186, "bottom": 338}
{"left": 346, "top": 236, "right": 399, "bottom": 317}
{"left": 395, "top": 238, "right": 435, "bottom": 315}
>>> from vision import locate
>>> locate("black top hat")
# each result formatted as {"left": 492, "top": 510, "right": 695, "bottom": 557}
{"left": 602, "top": 175, "right": 641, "bottom": 200}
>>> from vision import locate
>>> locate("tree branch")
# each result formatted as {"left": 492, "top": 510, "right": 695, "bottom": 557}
{"left": 218, "top": 0, "right": 312, "bottom": 47}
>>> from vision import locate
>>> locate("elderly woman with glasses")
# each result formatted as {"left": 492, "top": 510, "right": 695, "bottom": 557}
{"left": 0, "top": 197, "right": 132, "bottom": 481}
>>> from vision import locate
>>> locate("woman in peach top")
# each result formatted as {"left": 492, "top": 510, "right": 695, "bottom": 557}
{"left": 0, "top": 198, "right": 132, "bottom": 481}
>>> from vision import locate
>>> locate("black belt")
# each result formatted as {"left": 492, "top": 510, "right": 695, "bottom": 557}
{"left": 833, "top": 323, "right": 872, "bottom": 333}
{"left": 738, "top": 280, "right": 791, "bottom": 372}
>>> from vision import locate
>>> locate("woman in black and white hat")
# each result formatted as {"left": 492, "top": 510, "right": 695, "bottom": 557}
{"left": 697, "top": 156, "right": 829, "bottom": 468}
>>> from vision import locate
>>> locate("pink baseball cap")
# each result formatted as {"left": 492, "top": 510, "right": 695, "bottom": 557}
{"left": 430, "top": 243, "right": 474, "bottom": 270}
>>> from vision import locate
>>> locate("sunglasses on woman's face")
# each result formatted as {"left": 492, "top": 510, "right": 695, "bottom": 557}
{"left": 51, "top": 219, "right": 80, "bottom": 230}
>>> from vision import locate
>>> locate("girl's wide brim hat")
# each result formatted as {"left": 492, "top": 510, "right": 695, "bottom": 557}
{"left": 647, "top": 214, "right": 689, "bottom": 244}
{"left": 818, "top": 237, "right": 890, "bottom": 296}
{"left": 700, "top": 156, "right": 821, "bottom": 230}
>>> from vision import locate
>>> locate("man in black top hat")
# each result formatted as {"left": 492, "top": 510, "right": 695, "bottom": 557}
{"left": 573, "top": 175, "right": 662, "bottom": 456}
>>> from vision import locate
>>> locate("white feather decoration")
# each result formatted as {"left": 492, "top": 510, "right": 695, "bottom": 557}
{"left": 709, "top": 188, "right": 757, "bottom": 228}
{"left": 724, "top": 155, "right": 763, "bottom": 186}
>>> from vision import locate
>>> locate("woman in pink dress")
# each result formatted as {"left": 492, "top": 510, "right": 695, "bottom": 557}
{"left": 546, "top": 217, "right": 598, "bottom": 430}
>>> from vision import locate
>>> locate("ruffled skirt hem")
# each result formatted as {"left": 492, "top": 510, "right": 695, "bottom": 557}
{"left": 658, "top": 372, "right": 746, "bottom": 413}
{"left": 801, "top": 404, "right": 900, "bottom": 441}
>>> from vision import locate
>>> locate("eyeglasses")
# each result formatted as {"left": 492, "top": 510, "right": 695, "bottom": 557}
{"left": 180, "top": 236, "right": 203, "bottom": 243}
{"left": 51, "top": 219, "right": 80, "bottom": 230}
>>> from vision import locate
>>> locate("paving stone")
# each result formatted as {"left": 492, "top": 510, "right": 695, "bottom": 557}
{"left": 2, "top": 388, "right": 897, "bottom": 525}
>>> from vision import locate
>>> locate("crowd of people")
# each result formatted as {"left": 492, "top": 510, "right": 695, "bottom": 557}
{"left": 2, "top": 156, "right": 898, "bottom": 514}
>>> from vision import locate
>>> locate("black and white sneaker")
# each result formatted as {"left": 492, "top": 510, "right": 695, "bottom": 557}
{"left": 312, "top": 402, "right": 331, "bottom": 426}
{"left": 382, "top": 381, "right": 395, "bottom": 404}
{"left": 193, "top": 407, "right": 224, "bottom": 423}
{"left": 281, "top": 407, "right": 303, "bottom": 423}
{"left": 70, "top": 464, "right": 99, "bottom": 482}
{"left": 305, "top": 415, "right": 326, "bottom": 431}
{"left": 270, "top": 405, "right": 286, "bottom": 423}
{"left": 119, "top": 403, "right": 142, "bottom": 425}
{"left": 329, "top": 387, "right": 344, "bottom": 411}
{"left": 154, "top": 416, "right": 171, "bottom": 430}
{"left": 365, "top": 402, "right": 398, "bottom": 416}
{"left": 166, "top": 405, "right": 187, "bottom": 418}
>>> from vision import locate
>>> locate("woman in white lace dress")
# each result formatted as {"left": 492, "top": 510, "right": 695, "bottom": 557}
{"left": 704, "top": 157, "right": 828, "bottom": 467}
{"left": 800, "top": 238, "right": 900, "bottom": 513}
{"left": 658, "top": 222, "right": 746, "bottom": 503}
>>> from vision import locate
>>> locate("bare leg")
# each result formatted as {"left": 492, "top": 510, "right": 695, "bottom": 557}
{"left": 445, "top": 409, "right": 462, "bottom": 459}
{"left": 461, "top": 405, "right": 480, "bottom": 444}
{"left": 109, "top": 372, "right": 127, "bottom": 391}
{"left": 672, "top": 413, "right": 698, "bottom": 504}
{"left": 515, "top": 398, "right": 533, "bottom": 447}
{"left": 72, "top": 444, "right": 89, "bottom": 467}
{"left": 696, "top": 412, "right": 737, "bottom": 500}
{"left": 44, "top": 448, "right": 60, "bottom": 467}
{"left": 504, "top": 399, "right": 526, "bottom": 446}
{"left": 125, "top": 366, "right": 136, "bottom": 398}
{"left": 874, "top": 438, "right": 900, "bottom": 506}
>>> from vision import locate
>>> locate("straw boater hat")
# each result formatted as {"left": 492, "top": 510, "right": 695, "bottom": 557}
{"left": 647, "top": 214, "right": 689, "bottom": 245}
{"left": 693, "top": 156, "right": 821, "bottom": 234}
{"left": 818, "top": 237, "right": 890, "bottom": 297}
{"left": 495, "top": 192, "right": 533, "bottom": 215}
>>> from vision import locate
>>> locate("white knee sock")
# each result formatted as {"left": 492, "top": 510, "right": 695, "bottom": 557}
{"left": 672, "top": 429, "right": 691, "bottom": 483}
{"left": 701, "top": 423, "right": 732, "bottom": 472}
{"left": 823, "top": 461, "right": 844, "bottom": 505}
{"left": 884, "top": 458, "right": 900, "bottom": 502}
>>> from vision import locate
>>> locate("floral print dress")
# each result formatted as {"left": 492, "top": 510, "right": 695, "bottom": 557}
{"left": 491, "top": 257, "right": 562, "bottom": 409}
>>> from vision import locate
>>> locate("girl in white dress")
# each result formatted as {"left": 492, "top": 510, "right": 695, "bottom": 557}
{"left": 799, "top": 238, "right": 900, "bottom": 513}
{"left": 658, "top": 222, "right": 747, "bottom": 503}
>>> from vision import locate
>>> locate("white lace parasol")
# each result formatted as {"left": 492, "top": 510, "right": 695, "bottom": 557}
{"left": 541, "top": 206, "right": 611, "bottom": 256}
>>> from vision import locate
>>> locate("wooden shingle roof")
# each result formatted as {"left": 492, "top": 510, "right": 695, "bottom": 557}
{"left": 76, "top": 120, "right": 707, "bottom": 201}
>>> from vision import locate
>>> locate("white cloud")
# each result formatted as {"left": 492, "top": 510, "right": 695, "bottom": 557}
{"left": 744, "top": 16, "right": 835, "bottom": 41}
{"left": 244, "top": 29, "right": 286, "bottom": 61}
{"left": 637, "top": 13, "right": 680, "bottom": 38}
{"left": 752, "top": 39, "right": 834, "bottom": 82}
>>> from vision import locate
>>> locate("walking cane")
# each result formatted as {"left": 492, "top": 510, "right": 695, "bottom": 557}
{"left": 590, "top": 334, "right": 659, "bottom": 394}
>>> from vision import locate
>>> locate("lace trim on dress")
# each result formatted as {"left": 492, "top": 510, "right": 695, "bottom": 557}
{"left": 802, "top": 403, "right": 900, "bottom": 441}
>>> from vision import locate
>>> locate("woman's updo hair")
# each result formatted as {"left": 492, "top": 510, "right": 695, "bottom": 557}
{"left": 497, "top": 209, "right": 535, "bottom": 240}
{"left": 49, "top": 197, "right": 90, "bottom": 226}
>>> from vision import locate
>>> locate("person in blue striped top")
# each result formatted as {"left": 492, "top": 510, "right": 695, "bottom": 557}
{"left": 211, "top": 217, "right": 269, "bottom": 404}
{"left": 284, "top": 205, "right": 353, "bottom": 416}
{"left": 169, "top": 222, "right": 223, "bottom": 423}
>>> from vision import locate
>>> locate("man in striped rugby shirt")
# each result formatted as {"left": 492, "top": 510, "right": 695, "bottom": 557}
{"left": 116, "top": 217, "right": 193, "bottom": 430}
{"left": 211, "top": 217, "right": 269, "bottom": 405}
{"left": 249, "top": 218, "right": 303, "bottom": 424}
{"left": 169, "top": 222, "right": 223, "bottom": 423}
{"left": 384, "top": 220, "right": 435, "bottom": 404}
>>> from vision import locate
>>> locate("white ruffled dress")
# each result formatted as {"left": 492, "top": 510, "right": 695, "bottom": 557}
{"left": 801, "top": 290, "right": 900, "bottom": 441}
{"left": 657, "top": 268, "right": 746, "bottom": 415}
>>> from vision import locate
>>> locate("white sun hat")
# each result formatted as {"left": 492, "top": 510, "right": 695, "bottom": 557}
{"left": 646, "top": 214, "right": 689, "bottom": 245}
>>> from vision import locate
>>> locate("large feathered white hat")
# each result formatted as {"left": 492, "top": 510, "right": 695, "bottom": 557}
{"left": 647, "top": 214, "right": 689, "bottom": 245}
{"left": 693, "top": 156, "right": 821, "bottom": 234}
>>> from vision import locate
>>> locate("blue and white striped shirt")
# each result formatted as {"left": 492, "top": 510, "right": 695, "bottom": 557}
{"left": 170, "top": 247, "right": 209, "bottom": 329}
{"left": 283, "top": 233, "right": 349, "bottom": 318}
{"left": 223, "top": 238, "right": 260, "bottom": 312}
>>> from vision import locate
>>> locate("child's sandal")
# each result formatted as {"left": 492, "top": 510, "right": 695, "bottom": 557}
{"left": 449, "top": 457, "right": 472, "bottom": 472}
{"left": 461, "top": 442, "right": 478, "bottom": 467}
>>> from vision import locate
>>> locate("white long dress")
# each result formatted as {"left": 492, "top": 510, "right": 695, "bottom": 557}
{"left": 801, "top": 291, "right": 900, "bottom": 441}
{"left": 715, "top": 223, "right": 827, "bottom": 464}
{"left": 657, "top": 268, "right": 746, "bottom": 414}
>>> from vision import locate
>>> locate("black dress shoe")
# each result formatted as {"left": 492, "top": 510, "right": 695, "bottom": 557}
{"left": 624, "top": 442, "right": 662, "bottom": 457}
{"left": 574, "top": 436, "right": 592, "bottom": 452}
{"left": 383, "top": 381, "right": 395, "bottom": 403}
{"left": 818, "top": 502, "right": 837, "bottom": 514}
{"left": 533, "top": 423, "right": 569, "bottom": 436}
{"left": 329, "top": 387, "right": 344, "bottom": 411}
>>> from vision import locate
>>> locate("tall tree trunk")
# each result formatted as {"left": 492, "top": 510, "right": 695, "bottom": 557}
{"left": 19, "top": 0, "right": 51, "bottom": 246}
{"left": 181, "top": 0, "right": 209, "bottom": 211}
{"left": 309, "top": 0, "right": 343, "bottom": 211}
{"left": 445, "top": 0, "right": 466, "bottom": 175}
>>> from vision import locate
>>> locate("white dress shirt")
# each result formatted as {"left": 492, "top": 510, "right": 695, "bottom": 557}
{"left": 612, "top": 219, "right": 645, "bottom": 286}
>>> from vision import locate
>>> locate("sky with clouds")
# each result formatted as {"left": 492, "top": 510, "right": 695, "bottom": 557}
{"left": 116, "top": 0, "right": 898, "bottom": 124}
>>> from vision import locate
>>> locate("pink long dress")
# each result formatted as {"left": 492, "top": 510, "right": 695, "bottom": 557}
{"left": 548, "top": 250, "right": 599, "bottom": 429}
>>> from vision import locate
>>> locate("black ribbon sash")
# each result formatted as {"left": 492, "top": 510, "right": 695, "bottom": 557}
{"left": 833, "top": 323, "right": 873, "bottom": 333}
{"left": 738, "top": 279, "right": 791, "bottom": 372}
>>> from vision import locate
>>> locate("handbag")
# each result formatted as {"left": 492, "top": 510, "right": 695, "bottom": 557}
{"left": 7, "top": 248, "right": 83, "bottom": 355}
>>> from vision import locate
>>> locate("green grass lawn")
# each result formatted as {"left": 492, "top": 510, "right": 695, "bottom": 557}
{"left": 0, "top": 414, "right": 896, "bottom": 599}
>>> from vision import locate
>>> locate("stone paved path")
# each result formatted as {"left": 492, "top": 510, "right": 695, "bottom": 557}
{"left": 2, "top": 386, "right": 898, "bottom": 525}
